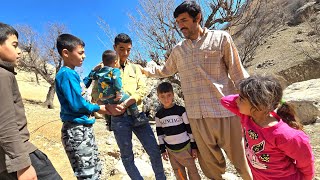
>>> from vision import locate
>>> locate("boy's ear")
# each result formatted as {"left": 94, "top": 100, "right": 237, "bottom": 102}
{"left": 113, "top": 45, "right": 116, "bottom": 51}
{"left": 62, "top": 49, "right": 69, "bottom": 57}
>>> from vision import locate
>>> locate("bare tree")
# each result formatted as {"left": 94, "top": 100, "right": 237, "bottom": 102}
{"left": 234, "top": 0, "right": 286, "bottom": 66}
{"left": 128, "top": 0, "right": 180, "bottom": 61}
{"left": 16, "top": 23, "right": 67, "bottom": 109}
{"left": 292, "top": 11, "right": 320, "bottom": 63}
{"left": 233, "top": 0, "right": 315, "bottom": 66}
{"left": 125, "top": 0, "right": 263, "bottom": 63}
{"left": 97, "top": 17, "right": 117, "bottom": 48}
{"left": 97, "top": 0, "right": 261, "bottom": 66}
{"left": 15, "top": 25, "right": 41, "bottom": 84}
{"left": 204, "top": 0, "right": 256, "bottom": 30}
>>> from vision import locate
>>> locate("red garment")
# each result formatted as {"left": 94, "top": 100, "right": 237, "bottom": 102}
{"left": 221, "top": 94, "right": 315, "bottom": 180}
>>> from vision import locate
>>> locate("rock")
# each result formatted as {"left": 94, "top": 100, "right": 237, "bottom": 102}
{"left": 256, "top": 60, "right": 275, "bottom": 69}
{"left": 108, "top": 174, "right": 131, "bottom": 180}
{"left": 105, "top": 135, "right": 116, "bottom": 145}
{"left": 222, "top": 172, "right": 240, "bottom": 180}
{"left": 142, "top": 62, "right": 185, "bottom": 119}
{"left": 289, "top": 2, "right": 317, "bottom": 26}
{"left": 283, "top": 78, "right": 320, "bottom": 125}
{"left": 293, "top": 38, "right": 304, "bottom": 43}
{"left": 316, "top": 117, "right": 320, "bottom": 123}
{"left": 277, "top": 59, "right": 320, "bottom": 85}
{"left": 307, "top": 30, "right": 317, "bottom": 36}
{"left": 114, "top": 158, "right": 155, "bottom": 178}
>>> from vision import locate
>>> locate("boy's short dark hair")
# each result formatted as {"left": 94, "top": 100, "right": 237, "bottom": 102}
{"left": 157, "top": 82, "right": 174, "bottom": 94}
{"left": 56, "top": 33, "right": 85, "bottom": 56}
{"left": 0, "top": 22, "right": 18, "bottom": 45}
{"left": 102, "top": 50, "right": 117, "bottom": 66}
{"left": 114, "top": 33, "right": 132, "bottom": 46}
{"left": 173, "top": 1, "right": 202, "bottom": 24}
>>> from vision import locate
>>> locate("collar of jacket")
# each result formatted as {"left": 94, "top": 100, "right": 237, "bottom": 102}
{"left": 121, "top": 59, "right": 131, "bottom": 70}
{"left": 0, "top": 59, "right": 17, "bottom": 75}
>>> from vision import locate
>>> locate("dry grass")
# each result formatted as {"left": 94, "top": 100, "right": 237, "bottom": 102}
{"left": 247, "top": 22, "right": 318, "bottom": 75}
{"left": 17, "top": 71, "right": 75, "bottom": 179}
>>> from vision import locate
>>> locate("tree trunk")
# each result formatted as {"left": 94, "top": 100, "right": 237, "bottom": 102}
{"left": 43, "top": 83, "right": 55, "bottom": 109}
{"left": 35, "top": 72, "right": 40, "bottom": 85}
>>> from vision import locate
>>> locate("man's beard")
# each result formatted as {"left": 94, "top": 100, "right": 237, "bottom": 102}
{"left": 182, "top": 28, "right": 195, "bottom": 40}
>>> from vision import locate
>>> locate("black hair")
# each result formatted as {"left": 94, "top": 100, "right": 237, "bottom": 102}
{"left": 157, "top": 82, "right": 173, "bottom": 94}
{"left": 239, "top": 75, "right": 303, "bottom": 130}
{"left": 0, "top": 22, "right": 18, "bottom": 45}
{"left": 102, "top": 50, "right": 117, "bottom": 66}
{"left": 114, "top": 33, "right": 132, "bottom": 46}
{"left": 173, "top": 1, "right": 203, "bottom": 24}
{"left": 277, "top": 102, "right": 303, "bottom": 130}
{"left": 56, "top": 33, "right": 85, "bottom": 56}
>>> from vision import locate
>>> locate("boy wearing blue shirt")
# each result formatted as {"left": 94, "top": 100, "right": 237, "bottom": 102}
{"left": 55, "top": 34, "right": 107, "bottom": 179}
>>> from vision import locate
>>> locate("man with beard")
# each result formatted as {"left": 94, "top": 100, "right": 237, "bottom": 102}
{"left": 141, "top": 1, "right": 252, "bottom": 180}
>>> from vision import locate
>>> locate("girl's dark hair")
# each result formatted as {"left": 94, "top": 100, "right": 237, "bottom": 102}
{"left": 239, "top": 75, "right": 303, "bottom": 130}
{"left": 277, "top": 102, "right": 303, "bottom": 130}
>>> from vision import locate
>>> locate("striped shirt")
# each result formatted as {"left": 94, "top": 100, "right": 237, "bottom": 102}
{"left": 155, "top": 104, "right": 197, "bottom": 153}
{"left": 144, "top": 28, "right": 249, "bottom": 119}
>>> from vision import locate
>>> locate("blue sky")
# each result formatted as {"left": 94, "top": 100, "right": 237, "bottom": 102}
{"left": 0, "top": 0, "right": 140, "bottom": 75}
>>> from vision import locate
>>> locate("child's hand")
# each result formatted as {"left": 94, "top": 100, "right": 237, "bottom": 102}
{"left": 119, "top": 102, "right": 126, "bottom": 109}
{"left": 93, "top": 62, "right": 104, "bottom": 71}
{"left": 17, "top": 165, "right": 37, "bottom": 180}
{"left": 105, "top": 104, "right": 126, "bottom": 116}
{"left": 98, "top": 105, "right": 110, "bottom": 114}
{"left": 162, "top": 151, "right": 169, "bottom": 161}
{"left": 191, "top": 149, "right": 198, "bottom": 159}
{"left": 114, "top": 94, "right": 122, "bottom": 101}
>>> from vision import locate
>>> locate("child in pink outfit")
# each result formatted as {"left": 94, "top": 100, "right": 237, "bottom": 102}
{"left": 221, "top": 75, "right": 314, "bottom": 180}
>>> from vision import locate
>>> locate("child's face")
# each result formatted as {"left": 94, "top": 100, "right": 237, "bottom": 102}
{"left": 63, "top": 45, "right": 85, "bottom": 68}
{"left": 0, "top": 34, "right": 21, "bottom": 66}
{"left": 158, "top": 91, "right": 174, "bottom": 108}
{"left": 236, "top": 95, "right": 253, "bottom": 116}
{"left": 114, "top": 42, "right": 131, "bottom": 64}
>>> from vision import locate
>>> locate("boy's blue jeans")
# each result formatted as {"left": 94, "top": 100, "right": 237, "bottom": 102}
{"left": 111, "top": 113, "right": 166, "bottom": 180}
